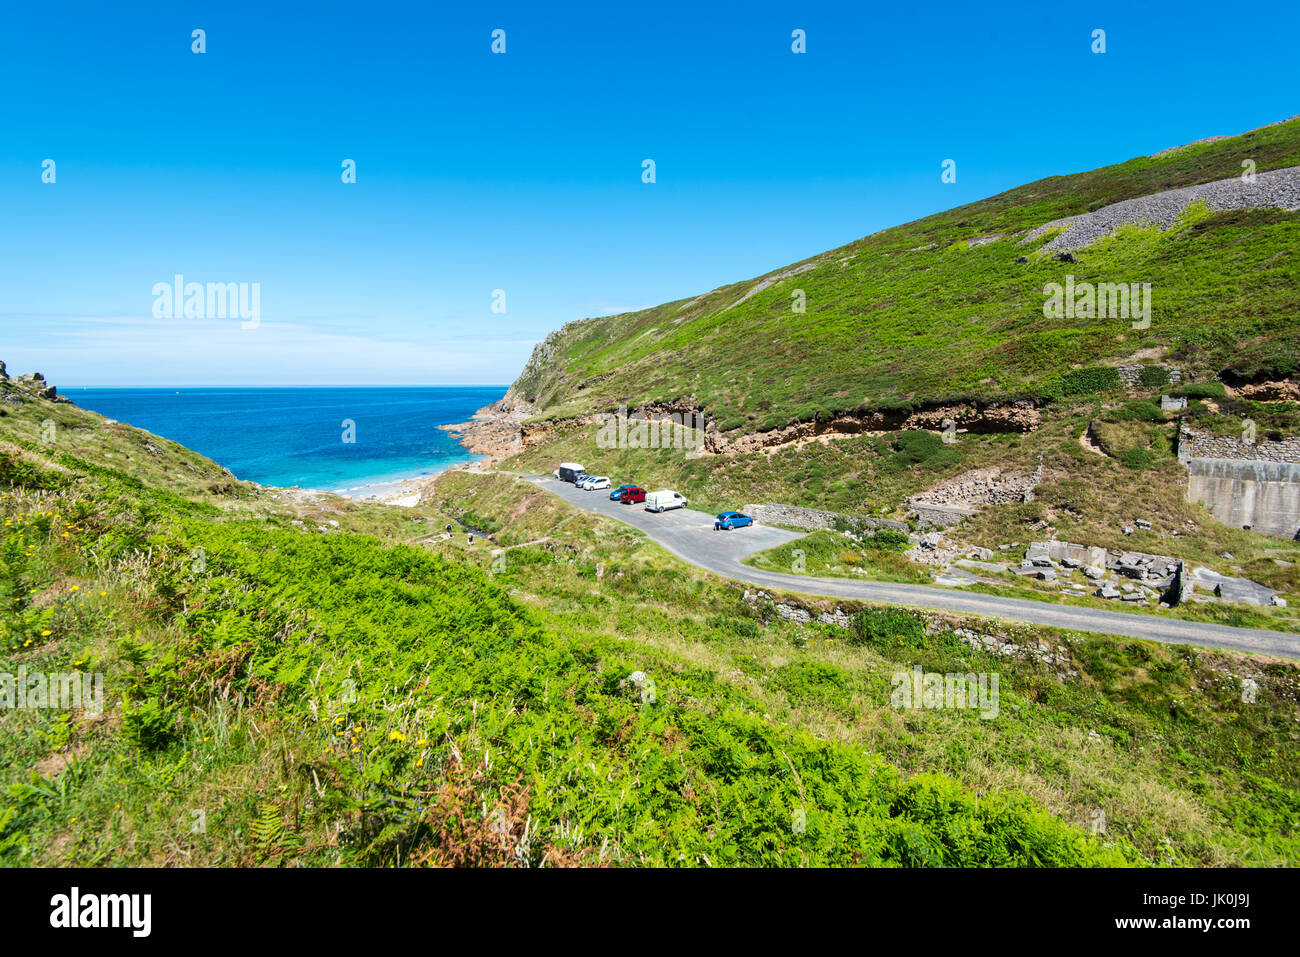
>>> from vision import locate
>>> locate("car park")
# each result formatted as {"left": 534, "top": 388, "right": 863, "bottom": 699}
{"left": 609, "top": 484, "right": 638, "bottom": 500}
{"left": 646, "top": 490, "right": 688, "bottom": 513}
{"left": 714, "top": 511, "right": 754, "bottom": 530}
{"left": 579, "top": 475, "right": 610, "bottom": 490}
{"left": 618, "top": 486, "right": 647, "bottom": 504}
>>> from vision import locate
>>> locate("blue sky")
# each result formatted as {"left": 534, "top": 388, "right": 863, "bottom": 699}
{"left": 1, "top": 1, "right": 1296, "bottom": 387}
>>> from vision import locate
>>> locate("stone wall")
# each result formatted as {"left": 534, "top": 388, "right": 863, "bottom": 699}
{"left": 905, "top": 463, "right": 1043, "bottom": 528}
{"left": 1117, "top": 364, "right": 1182, "bottom": 389}
{"left": 1178, "top": 427, "right": 1300, "bottom": 465}
{"left": 743, "top": 503, "right": 908, "bottom": 534}
{"left": 910, "top": 503, "right": 978, "bottom": 529}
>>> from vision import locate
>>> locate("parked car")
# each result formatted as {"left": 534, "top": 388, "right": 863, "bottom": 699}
{"left": 579, "top": 475, "right": 610, "bottom": 490}
{"left": 618, "top": 486, "right": 647, "bottom": 504}
{"left": 646, "top": 490, "right": 688, "bottom": 513}
{"left": 714, "top": 511, "right": 754, "bottom": 530}
{"left": 556, "top": 462, "right": 586, "bottom": 483}
{"left": 609, "top": 484, "right": 638, "bottom": 500}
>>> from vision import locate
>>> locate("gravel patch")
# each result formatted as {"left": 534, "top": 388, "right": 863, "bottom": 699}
{"left": 1022, "top": 165, "right": 1300, "bottom": 254}
{"left": 725, "top": 262, "right": 818, "bottom": 311}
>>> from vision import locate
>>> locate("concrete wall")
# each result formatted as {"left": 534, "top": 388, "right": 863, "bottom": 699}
{"left": 1186, "top": 458, "right": 1300, "bottom": 539}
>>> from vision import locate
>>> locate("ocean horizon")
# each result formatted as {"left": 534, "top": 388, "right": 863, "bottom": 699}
{"left": 71, "top": 386, "right": 506, "bottom": 494}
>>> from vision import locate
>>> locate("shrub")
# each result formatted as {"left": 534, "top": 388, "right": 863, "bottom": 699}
{"left": 864, "top": 528, "right": 911, "bottom": 551}
{"left": 1175, "top": 381, "right": 1226, "bottom": 399}
{"left": 456, "top": 509, "right": 502, "bottom": 535}
{"left": 1110, "top": 400, "right": 1165, "bottom": 423}
{"left": 893, "top": 430, "right": 960, "bottom": 469}
{"left": 1060, "top": 366, "right": 1122, "bottom": 396}
{"left": 122, "top": 699, "right": 177, "bottom": 750}
{"left": 1120, "top": 446, "right": 1158, "bottom": 470}
{"left": 849, "top": 606, "right": 927, "bottom": 650}
{"left": 1138, "top": 365, "right": 1171, "bottom": 389}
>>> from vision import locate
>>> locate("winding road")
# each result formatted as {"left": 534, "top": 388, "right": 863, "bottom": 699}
{"left": 519, "top": 474, "right": 1300, "bottom": 658}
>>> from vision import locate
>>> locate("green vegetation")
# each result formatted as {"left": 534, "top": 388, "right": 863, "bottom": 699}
{"left": 1058, "top": 366, "right": 1123, "bottom": 397}
{"left": 497, "top": 118, "right": 1300, "bottom": 605}
{"left": 418, "top": 473, "right": 1300, "bottom": 866}
{"left": 0, "top": 392, "right": 1159, "bottom": 868}
{"left": 744, "top": 529, "right": 929, "bottom": 584}
{"left": 508, "top": 410, "right": 1300, "bottom": 624}
{"left": 6, "top": 117, "right": 1300, "bottom": 869}
{"left": 3, "top": 386, "right": 1299, "bottom": 866}
{"left": 513, "top": 119, "right": 1300, "bottom": 427}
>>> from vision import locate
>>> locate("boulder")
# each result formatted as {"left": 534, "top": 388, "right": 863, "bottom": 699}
{"left": 1118, "top": 563, "right": 1148, "bottom": 580}
{"left": 1025, "top": 543, "right": 1051, "bottom": 565}
{"left": 1192, "top": 567, "right": 1279, "bottom": 606}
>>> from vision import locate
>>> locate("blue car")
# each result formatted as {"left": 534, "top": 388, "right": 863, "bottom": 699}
{"left": 610, "top": 484, "right": 638, "bottom": 501}
{"left": 714, "top": 511, "right": 754, "bottom": 530}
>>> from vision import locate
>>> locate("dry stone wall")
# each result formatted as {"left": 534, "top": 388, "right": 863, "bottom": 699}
{"left": 743, "top": 503, "right": 908, "bottom": 533}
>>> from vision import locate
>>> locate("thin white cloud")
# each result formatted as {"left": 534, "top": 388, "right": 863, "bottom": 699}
{"left": 4, "top": 315, "right": 532, "bottom": 386}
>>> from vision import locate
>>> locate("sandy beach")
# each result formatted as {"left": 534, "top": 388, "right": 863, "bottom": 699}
{"left": 336, "top": 473, "right": 437, "bottom": 507}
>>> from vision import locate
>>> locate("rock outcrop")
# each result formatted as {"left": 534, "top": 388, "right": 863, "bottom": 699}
{"left": 0, "top": 366, "right": 71, "bottom": 404}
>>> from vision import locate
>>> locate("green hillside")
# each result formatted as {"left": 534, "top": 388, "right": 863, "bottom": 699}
{"left": 514, "top": 118, "right": 1300, "bottom": 430}
{"left": 493, "top": 119, "right": 1300, "bottom": 621}
{"left": 4, "top": 374, "right": 1298, "bottom": 866}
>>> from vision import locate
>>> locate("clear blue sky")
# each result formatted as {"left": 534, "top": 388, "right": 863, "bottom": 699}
{"left": 2, "top": 1, "right": 1296, "bottom": 387}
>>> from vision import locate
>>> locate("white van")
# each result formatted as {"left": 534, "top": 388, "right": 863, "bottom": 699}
{"left": 645, "top": 490, "right": 688, "bottom": 513}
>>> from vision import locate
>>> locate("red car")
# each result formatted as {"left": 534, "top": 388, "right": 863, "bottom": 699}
{"left": 619, "top": 486, "right": 646, "bottom": 504}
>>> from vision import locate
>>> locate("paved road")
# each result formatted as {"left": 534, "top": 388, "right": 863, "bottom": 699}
{"left": 520, "top": 474, "right": 1300, "bottom": 658}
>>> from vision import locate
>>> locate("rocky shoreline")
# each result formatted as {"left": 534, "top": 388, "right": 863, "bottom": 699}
{"left": 436, "top": 389, "right": 532, "bottom": 466}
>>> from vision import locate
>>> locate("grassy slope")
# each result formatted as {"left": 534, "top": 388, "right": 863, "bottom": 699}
{"left": 1, "top": 388, "right": 1149, "bottom": 867}
{"left": 421, "top": 471, "right": 1300, "bottom": 866}
{"left": 500, "top": 120, "right": 1300, "bottom": 619}
{"left": 514, "top": 119, "right": 1300, "bottom": 428}
{"left": 504, "top": 407, "right": 1300, "bottom": 631}
{"left": 3, "top": 388, "right": 1298, "bottom": 866}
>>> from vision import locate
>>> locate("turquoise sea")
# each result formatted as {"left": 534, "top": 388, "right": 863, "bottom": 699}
{"left": 70, "top": 387, "right": 505, "bottom": 494}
